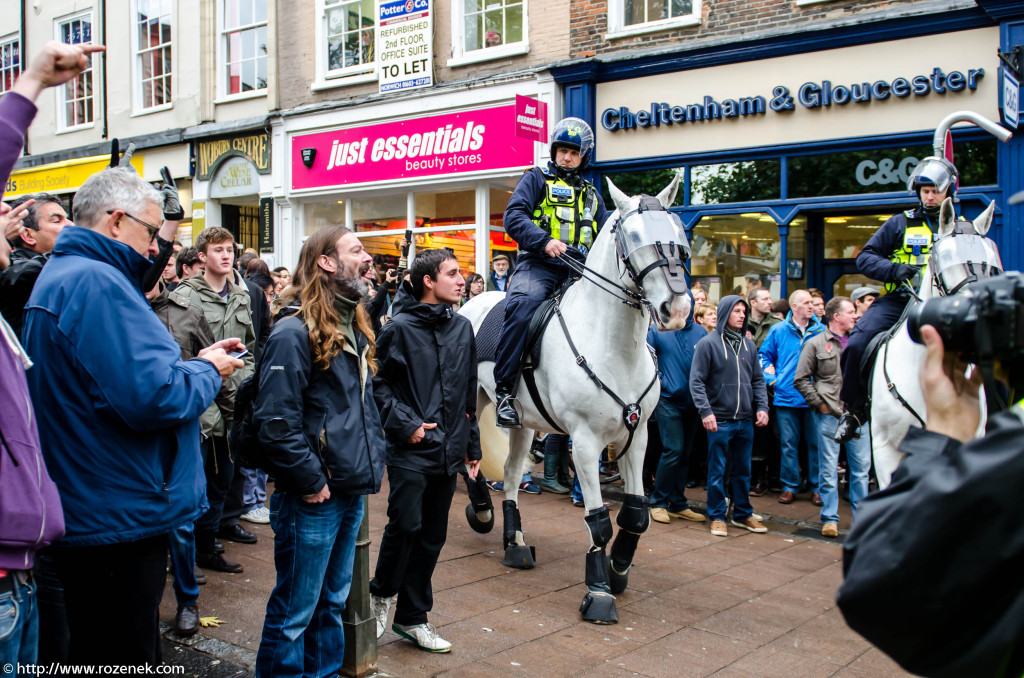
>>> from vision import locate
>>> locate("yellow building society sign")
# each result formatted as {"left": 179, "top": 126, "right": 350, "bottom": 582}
{"left": 5, "top": 154, "right": 144, "bottom": 199}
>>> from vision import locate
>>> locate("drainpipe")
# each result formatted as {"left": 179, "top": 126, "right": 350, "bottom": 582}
{"left": 99, "top": 0, "right": 108, "bottom": 139}
{"left": 20, "top": 2, "right": 27, "bottom": 154}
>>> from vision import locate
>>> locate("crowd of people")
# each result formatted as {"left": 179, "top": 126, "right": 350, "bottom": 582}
{"left": 0, "top": 39, "right": 973, "bottom": 678}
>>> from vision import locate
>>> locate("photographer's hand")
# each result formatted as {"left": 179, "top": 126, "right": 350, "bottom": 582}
{"left": 919, "top": 325, "right": 983, "bottom": 442}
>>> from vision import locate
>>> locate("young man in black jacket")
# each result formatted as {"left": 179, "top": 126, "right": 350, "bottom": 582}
{"left": 370, "top": 248, "right": 482, "bottom": 653}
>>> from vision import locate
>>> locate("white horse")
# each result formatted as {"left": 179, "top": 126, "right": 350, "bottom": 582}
{"left": 459, "top": 176, "right": 691, "bottom": 624}
{"left": 869, "top": 198, "right": 1000, "bottom": 487}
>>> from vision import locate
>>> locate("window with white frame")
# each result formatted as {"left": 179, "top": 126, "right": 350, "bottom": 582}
{"left": 324, "top": 0, "right": 375, "bottom": 77}
{"left": 221, "top": 0, "right": 267, "bottom": 96}
{"left": 133, "top": 0, "right": 173, "bottom": 110}
{"left": 608, "top": 0, "right": 700, "bottom": 37}
{"left": 56, "top": 13, "right": 95, "bottom": 129}
{"left": 450, "top": 0, "right": 527, "bottom": 65}
{"left": 0, "top": 35, "right": 19, "bottom": 94}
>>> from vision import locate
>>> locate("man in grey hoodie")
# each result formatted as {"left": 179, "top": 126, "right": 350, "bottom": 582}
{"left": 690, "top": 296, "right": 770, "bottom": 538}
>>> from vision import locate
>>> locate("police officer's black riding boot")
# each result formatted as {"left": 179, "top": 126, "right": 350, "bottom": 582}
{"left": 495, "top": 387, "right": 522, "bottom": 429}
{"left": 834, "top": 410, "right": 864, "bottom": 443}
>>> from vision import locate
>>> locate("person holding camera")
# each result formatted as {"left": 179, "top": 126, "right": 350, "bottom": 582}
{"left": 835, "top": 156, "right": 959, "bottom": 442}
{"left": 838, "top": 272, "right": 1024, "bottom": 677}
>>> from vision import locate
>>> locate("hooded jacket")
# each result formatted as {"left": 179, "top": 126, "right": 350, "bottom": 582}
{"left": 22, "top": 227, "right": 222, "bottom": 546}
{"left": 646, "top": 293, "right": 704, "bottom": 410}
{"left": 689, "top": 296, "right": 769, "bottom": 421}
{"left": 373, "top": 281, "right": 482, "bottom": 475}
{"left": 172, "top": 273, "right": 256, "bottom": 437}
{"left": 758, "top": 310, "right": 825, "bottom": 408}
{"left": 254, "top": 295, "right": 385, "bottom": 497}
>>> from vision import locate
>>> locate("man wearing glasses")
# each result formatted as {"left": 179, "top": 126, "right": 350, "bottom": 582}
{"left": 21, "top": 166, "right": 245, "bottom": 666}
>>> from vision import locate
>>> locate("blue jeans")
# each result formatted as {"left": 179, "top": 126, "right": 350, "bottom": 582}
{"left": 241, "top": 467, "right": 268, "bottom": 513}
{"left": 815, "top": 412, "right": 870, "bottom": 524}
{"left": 776, "top": 406, "right": 819, "bottom": 494}
{"left": 256, "top": 492, "right": 363, "bottom": 678}
{"left": 706, "top": 419, "right": 754, "bottom": 522}
{"left": 650, "top": 401, "right": 699, "bottom": 511}
{"left": 168, "top": 522, "right": 199, "bottom": 607}
{"left": 0, "top": 574, "right": 38, "bottom": 670}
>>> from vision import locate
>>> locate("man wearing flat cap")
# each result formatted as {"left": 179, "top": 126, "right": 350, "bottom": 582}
{"left": 487, "top": 253, "right": 512, "bottom": 292}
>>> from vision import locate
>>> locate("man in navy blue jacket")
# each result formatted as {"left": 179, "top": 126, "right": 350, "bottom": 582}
{"left": 492, "top": 117, "right": 608, "bottom": 427}
{"left": 22, "top": 167, "right": 243, "bottom": 666}
{"left": 646, "top": 294, "right": 707, "bottom": 524}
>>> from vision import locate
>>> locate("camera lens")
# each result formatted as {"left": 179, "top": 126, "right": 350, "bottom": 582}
{"left": 908, "top": 295, "right": 977, "bottom": 351}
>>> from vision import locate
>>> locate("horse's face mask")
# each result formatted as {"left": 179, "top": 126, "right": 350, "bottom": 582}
{"left": 929, "top": 230, "right": 1003, "bottom": 296}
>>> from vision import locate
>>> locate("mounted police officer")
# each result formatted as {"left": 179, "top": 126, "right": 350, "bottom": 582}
{"left": 834, "top": 156, "right": 958, "bottom": 442}
{"left": 493, "top": 117, "right": 609, "bottom": 428}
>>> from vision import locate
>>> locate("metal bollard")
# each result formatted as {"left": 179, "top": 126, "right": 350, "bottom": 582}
{"left": 341, "top": 496, "right": 377, "bottom": 677}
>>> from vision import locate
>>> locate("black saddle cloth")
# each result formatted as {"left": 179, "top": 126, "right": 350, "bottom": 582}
{"left": 474, "top": 278, "right": 577, "bottom": 370}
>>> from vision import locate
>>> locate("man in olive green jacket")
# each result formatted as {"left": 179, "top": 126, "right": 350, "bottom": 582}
{"left": 746, "top": 287, "right": 781, "bottom": 349}
{"left": 172, "top": 227, "right": 256, "bottom": 572}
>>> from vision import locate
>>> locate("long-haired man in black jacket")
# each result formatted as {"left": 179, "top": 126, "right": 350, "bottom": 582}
{"left": 369, "top": 248, "right": 482, "bottom": 653}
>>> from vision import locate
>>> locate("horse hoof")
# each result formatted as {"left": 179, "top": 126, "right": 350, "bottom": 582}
{"left": 501, "top": 544, "right": 536, "bottom": 569}
{"left": 579, "top": 591, "right": 618, "bottom": 624}
{"left": 465, "top": 503, "right": 494, "bottom": 534}
{"left": 608, "top": 564, "right": 629, "bottom": 595}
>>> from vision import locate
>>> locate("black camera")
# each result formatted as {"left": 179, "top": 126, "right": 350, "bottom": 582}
{"left": 908, "top": 271, "right": 1024, "bottom": 385}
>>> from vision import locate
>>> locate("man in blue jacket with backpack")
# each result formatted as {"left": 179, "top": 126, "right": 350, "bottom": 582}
{"left": 758, "top": 289, "right": 824, "bottom": 505}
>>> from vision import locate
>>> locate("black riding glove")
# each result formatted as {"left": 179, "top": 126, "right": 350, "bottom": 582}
{"left": 892, "top": 263, "right": 919, "bottom": 285}
{"left": 158, "top": 166, "right": 184, "bottom": 221}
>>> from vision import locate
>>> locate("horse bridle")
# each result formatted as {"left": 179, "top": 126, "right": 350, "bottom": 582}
{"left": 545, "top": 196, "right": 690, "bottom": 459}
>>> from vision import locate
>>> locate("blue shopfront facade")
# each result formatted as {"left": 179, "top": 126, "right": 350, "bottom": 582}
{"left": 553, "top": 1, "right": 1024, "bottom": 300}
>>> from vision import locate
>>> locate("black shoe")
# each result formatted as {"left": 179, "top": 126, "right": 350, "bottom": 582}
{"left": 212, "top": 539, "right": 225, "bottom": 554}
{"left": 219, "top": 524, "right": 257, "bottom": 544}
{"left": 196, "top": 551, "right": 244, "bottom": 574}
{"left": 685, "top": 479, "right": 699, "bottom": 489}
{"left": 194, "top": 567, "right": 207, "bottom": 585}
{"left": 495, "top": 389, "right": 521, "bottom": 429}
{"left": 175, "top": 604, "right": 200, "bottom": 637}
{"left": 834, "top": 412, "right": 863, "bottom": 443}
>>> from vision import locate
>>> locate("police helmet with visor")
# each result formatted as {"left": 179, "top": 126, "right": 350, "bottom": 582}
{"left": 906, "top": 156, "right": 959, "bottom": 215}
{"left": 549, "top": 117, "right": 594, "bottom": 172}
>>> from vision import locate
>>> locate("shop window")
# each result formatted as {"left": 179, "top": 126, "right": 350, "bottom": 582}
{"left": 304, "top": 200, "right": 347, "bottom": 239}
{"left": 833, "top": 273, "right": 877, "bottom": 299}
{"left": 602, "top": 168, "right": 684, "bottom": 208}
{"left": 607, "top": 0, "right": 700, "bottom": 38}
{"left": 786, "top": 216, "right": 808, "bottom": 293}
{"left": 788, "top": 139, "right": 997, "bottom": 199}
{"left": 690, "top": 160, "right": 780, "bottom": 206}
{"left": 690, "top": 213, "right": 782, "bottom": 302}
{"left": 449, "top": 0, "right": 528, "bottom": 66}
{"left": 133, "top": 0, "right": 173, "bottom": 111}
{"left": 56, "top": 12, "right": 95, "bottom": 130}
{"left": 322, "top": 0, "right": 375, "bottom": 80}
{"left": 823, "top": 214, "right": 890, "bottom": 260}
{"left": 0, "top": 35, "right": 19, "bottom": 94}
{"left": 220, "top": 0, "right": 267, "bottom": 96}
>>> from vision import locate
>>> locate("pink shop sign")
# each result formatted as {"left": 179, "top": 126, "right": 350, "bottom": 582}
{"left": 291, "top": 105, "right": 534, "bottom": 190}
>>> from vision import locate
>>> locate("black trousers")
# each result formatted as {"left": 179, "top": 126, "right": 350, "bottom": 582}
{"left": 51, "top": 535, "right": 168, "bottom": 667}
{"left": 196, "top": 435, "right": 233, "bottom": 545}
{"left": 369, "top": 466, "right": 456, "bottom": 626}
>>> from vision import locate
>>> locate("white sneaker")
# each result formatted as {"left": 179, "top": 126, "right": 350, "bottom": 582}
{"left": 371, "top": 594, "right": 393, "bottom": 639}
{"left": 240, "top": 506, "right": 270, "bottom": 524}
{"left": 392, "top": 622, "right": 452, "bottom": 653}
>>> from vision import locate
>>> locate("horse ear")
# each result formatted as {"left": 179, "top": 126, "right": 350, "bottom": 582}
{"left": 973, "top": 201, "right": 995, "bottom": 236}
{"left": 655, "top": 172, "right": 681, "bottom": 209}
{"left": 938, "top": 198, "right": 957, "bottom": 237}
{"left": 605, "top": 177, "right": 632, "bottom": 215}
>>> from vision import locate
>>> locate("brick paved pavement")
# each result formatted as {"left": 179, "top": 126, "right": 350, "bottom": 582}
{"left": 160, "top": 474, "right": 912, "bottom": 677}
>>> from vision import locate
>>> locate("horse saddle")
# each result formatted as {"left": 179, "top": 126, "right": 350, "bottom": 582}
{"left": 475, "top": 277, "right": 577, "bottom": 375}
{"left": 858, "top": 300, "right": 918, "bottom": 394}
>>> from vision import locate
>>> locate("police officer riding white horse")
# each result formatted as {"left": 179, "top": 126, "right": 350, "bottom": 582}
{"left": 834, "top": 155, "right": 961, "bottom": 442}
{"left": 493, "top": 117, "right": 608, "bottom": 427}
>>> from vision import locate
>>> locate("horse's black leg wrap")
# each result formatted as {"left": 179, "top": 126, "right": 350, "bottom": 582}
{"left": 500, "top": 499, "right": 535, "bottom": 568}
{"left": 608, "top": 494, "right": 649, "bottom": 594}
{"left": 580, "top": 507, "right": 617, "bottom": 623}
{"left": 466, "top": 473, "right": 493, "bottom": 513}
{"left": 502, "top": 499, "right": 521, "bottom": 550}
